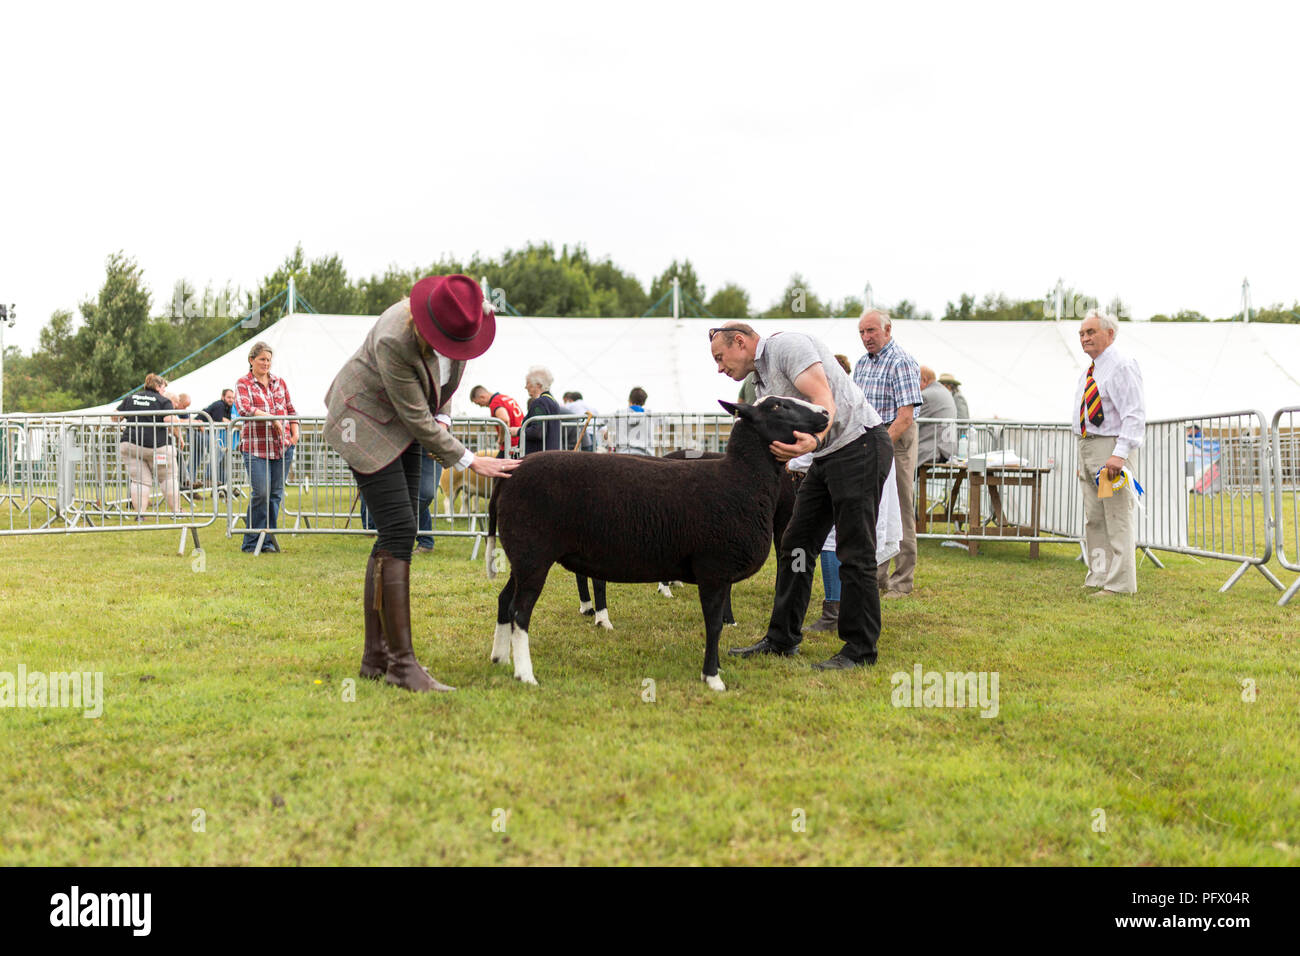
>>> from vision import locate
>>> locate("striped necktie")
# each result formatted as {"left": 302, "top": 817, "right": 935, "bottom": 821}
{"left": 1080, "top": 362, "right": 1103, "bottom": 435}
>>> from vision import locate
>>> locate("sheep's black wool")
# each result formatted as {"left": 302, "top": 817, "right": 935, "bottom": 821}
{"left": 486, "top": 397, "right": 829, "bottom": 687}
{"left": 574, "top": 451, "right": 795, "bottom": 625}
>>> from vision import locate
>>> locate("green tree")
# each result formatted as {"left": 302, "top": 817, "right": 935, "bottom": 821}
{"left": 2, "top": 345, "right": 81, "bottom": 412}
{"left": 298, "top": 253, "right": 359, "bottom": 315}
{"left": 357, "top": 264, "right": 424, "bottom": 315}
{"left": 255, "top": 244, "right": 308, "bottom": 324}
{"left": 706, "top": 282, "right": 751, "bottom": 318}
{"left": 762, "top": 273, "right": 826, "bottom": 318}
{"left": 589, "top": 256, "right": 649, "bottom": 316}
{"left": 942, "top": 293, "right": 976, "bottom": 321}
{"left": 488, "top": 242, "right": 597, "bottom": 316}
{"left": 34, "top": 308, "right": 79, "bottom": 389}
{"left": 836, "top": 295, "right": 865, "bottom": 318}
{"left": 1245, "top": 301, "right": 1300, "bottom": 323}
{"left": 887, "top": 299, "right": 932, "bottom": 321}
{"left": 70, "top": 253, "right": 156, "bottom": 405}
{"left": 647, "top": 260, "right": 707, "bottom": 316}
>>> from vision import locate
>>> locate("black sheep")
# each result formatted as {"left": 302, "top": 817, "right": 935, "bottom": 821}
{"left": 574, "top": 449, "right": 797, "bottom": 626}
{"left": 485, "top": 396, "right": 829, "bottom": 690}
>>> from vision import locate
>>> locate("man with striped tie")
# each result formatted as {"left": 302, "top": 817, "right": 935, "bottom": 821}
{"left": 1073, "top": 310, "right": 1146, "bottom": 596}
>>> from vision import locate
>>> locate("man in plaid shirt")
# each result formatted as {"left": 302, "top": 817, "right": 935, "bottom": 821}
{"left": 853, "top": 309, "right": 922, "bottom": 597}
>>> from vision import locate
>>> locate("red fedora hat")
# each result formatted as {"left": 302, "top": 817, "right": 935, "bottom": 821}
{"left": 408, "top": 274, "right": 496, "bottom": 360}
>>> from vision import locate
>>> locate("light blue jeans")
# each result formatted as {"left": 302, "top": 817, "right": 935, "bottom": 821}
{"left": 820, "top": 549, "right": 842, "bottom": 602}
{"left": 416, "top": 456, "right": 442, "bottom": 550}
{"left": 242, "top": 453, "right": 284, "bottom": 551}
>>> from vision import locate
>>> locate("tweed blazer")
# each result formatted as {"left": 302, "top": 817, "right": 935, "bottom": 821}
{"left": 324, "top": 300, "right": 469, "bottom": 474}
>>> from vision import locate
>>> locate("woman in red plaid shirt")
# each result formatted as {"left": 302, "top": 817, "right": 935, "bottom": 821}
{"left": 235, "top": 341, "right": 299, "bottom": 553}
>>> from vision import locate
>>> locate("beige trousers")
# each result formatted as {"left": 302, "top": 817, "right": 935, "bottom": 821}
{"left": 1077, "top": 436, "right": 1138, "bottom": 593}
{"left": 879, "top": 422, "right": 917, "bottom": 593}
{"left": 120, "top": 442, "right": 180, "bottom": 515}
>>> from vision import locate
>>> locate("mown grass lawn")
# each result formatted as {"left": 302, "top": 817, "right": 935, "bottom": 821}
{"left": 0, "top": 527, "right": 1296, "bottom": 866}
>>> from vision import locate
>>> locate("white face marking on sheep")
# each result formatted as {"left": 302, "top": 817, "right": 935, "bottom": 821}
{"left": 753, "top": 395, "right": 829, "bottom": 417}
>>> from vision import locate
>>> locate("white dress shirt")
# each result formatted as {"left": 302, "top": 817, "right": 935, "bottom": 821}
{"left": 433, "top": 354, "right": 475, "bottom": 470}
{"left": 1071, "top": 344, "right": 1146, "bottom": 459}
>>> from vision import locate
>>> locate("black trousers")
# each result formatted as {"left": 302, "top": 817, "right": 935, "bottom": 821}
{"left": 353, "top": 442, "right": 424, "bottom": 563}
{"left": 764, "top": 425, "right": 894, "bottom": 662}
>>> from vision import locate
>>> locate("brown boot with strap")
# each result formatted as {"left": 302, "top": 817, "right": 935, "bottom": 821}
{"left": 373, "top": 550, "right": 455, "bottom": 693}
{"left": 359, "top": 552, "right": 387, "bottom": 680}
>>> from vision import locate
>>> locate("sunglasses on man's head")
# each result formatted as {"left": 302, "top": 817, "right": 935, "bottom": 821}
{"left": 708, "top": 327, "right": 745, "bottom": 342}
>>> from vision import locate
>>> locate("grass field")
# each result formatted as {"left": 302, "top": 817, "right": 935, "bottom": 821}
{"left": 0, "top": 527, "right": 1296, "bottom": 866}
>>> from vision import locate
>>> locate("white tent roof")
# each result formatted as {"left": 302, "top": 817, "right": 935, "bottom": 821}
{"left": 98, "top": 313, "right": 1300, "bottom": 422}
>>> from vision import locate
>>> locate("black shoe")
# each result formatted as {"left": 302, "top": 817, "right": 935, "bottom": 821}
{"left": 729, "top": 637, "right": 799, "bottom": 658}
{"left": 813, "top": 651, "right": 871, "bottom": 671}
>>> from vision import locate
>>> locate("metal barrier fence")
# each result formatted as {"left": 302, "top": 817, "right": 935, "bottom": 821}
{"left": 0, "top": 411, "right": 219, "bottom": 553}
{"left": 1144, "top": 410, "right": 1280, "bottom": 593}
{"left": 914, "top": 419, "right": 1080, "bottom": 555}
{"left": 1271, "top": 406, "right": 1300, "bottom": 606}
{"left": 2, "top": 406, "right": 1297, "bottom": 603}
{"left": 914, "top": 411, "right": 1283, "bottom": 593}
{"left": 220, "top": 415, "right": 509, "bottom": 555}
{"left": 518, "top": 411, "right": 734, "bottom": 457}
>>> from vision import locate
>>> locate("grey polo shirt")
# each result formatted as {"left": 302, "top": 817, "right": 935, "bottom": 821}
{"left": 753, "top": 332, "right": 883, "bottom": 458}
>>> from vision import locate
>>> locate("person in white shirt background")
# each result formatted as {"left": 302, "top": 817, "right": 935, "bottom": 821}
{"left": 1073, "top": 310, "right": 1146, "bottom": 597}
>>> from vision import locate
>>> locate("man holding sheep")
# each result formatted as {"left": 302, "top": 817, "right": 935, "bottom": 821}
{"left": 710, "top": 324, "right": 894, "bottom": 670}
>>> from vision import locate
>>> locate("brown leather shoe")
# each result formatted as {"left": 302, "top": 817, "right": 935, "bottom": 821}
{"left": 374, "top": 551, "right": 454, "bottom": 692}
{"left": 359, "top": 553, "right": 387, "bottom": 680}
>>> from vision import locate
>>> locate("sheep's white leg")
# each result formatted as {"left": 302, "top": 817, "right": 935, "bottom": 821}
{"left": 578, "top": 599, "right": 594, "bottom": 615}
{"left": 512, "top": 628, "right": 537, "bottom": 684}
{"left": 657, "top": 582, "right": 674, "bottom": 598}
{"left": 491, "top": 622, "right": 513, "bottom": 664}
{"left": 593, "top": 608, "right": 613, "bottom": 630}
{"left": 702, "top": 671, "right": 726, "bottom": 692}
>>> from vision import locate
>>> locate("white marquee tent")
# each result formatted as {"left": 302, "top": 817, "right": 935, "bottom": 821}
{"left": 98, "top": 312, "right": 1300, "bottom": 423}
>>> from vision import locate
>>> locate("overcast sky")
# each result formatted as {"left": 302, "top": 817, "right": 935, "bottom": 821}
{"left": 3, "top": 0, "right": 1298, "bottom": 354}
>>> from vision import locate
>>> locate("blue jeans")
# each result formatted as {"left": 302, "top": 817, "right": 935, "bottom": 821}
{"left": 820, "top": 549, "right": 842, "bottom": 602}
{"left": 416, "top": 455, "right": 442, "bottom": 550}
{"left": 242, "top": 453, "right": 284, "bottom": 551}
